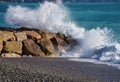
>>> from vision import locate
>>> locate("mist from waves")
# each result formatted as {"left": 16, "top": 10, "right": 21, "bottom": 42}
{"left": 5, "top": 1, "right": 120, "bottom": 68}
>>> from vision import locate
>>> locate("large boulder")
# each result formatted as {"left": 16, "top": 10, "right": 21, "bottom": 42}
{"left": 51, "top": 33, "right": 68, "bottom": 51}
{"left": 0, "top": 31, "right": 15, "bottom": 41}
{"left": 50, "top": 33, "right": 78, "bottom": 56}
{"left": 38, "top": 31, "right": 57, "bottom": 57}
{"left": 4, "top": 41, "right": 22, "bottom": 54}
{"left": 1, "top": 53, "right": 21, "bottom": 57}
{"left": 51, "top": 37, "right": 67, "bottom": 51}
{"left": 23, "top": 30, "right": 41, "bottom": 40}
{"left": 15, "top": 32, "right": 27, "bottom": 41}
{"left": 23, "top": 39, "right": 45, "bottom": 56}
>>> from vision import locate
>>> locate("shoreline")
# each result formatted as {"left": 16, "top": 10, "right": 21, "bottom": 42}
{"left": 0, "top": 57, "right": 120, "bottom": 82}
{"left": 69, "top": 58, "right": 120, "bottom": 70}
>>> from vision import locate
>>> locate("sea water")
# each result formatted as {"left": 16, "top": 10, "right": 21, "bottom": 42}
{"left": 0, "top": 1, "right": 120, "bottom": 68}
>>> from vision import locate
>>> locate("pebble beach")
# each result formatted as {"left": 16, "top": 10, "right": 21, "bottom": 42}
{"left": 0, "top": 57, "right": 120, "bottom": 82}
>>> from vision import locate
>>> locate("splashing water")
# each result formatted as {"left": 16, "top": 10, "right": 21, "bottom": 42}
{"left": 5, "top": 1, "right": 120, "bottom": 68}
{"left": 5, "top": 1, "right": 85, "bottom": 38}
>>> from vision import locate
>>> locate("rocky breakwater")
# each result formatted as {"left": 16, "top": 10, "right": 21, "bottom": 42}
{"left": 0, "top": 27, "right": 77, "bottom": 57}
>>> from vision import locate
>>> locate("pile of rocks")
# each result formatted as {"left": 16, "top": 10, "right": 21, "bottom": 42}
{"left": 0, "top": 27, "right": 77, "bottom": 57}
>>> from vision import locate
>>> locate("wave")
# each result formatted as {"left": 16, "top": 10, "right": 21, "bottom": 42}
{"left": 5, "top": 1, "right": 120, "bottom": 68}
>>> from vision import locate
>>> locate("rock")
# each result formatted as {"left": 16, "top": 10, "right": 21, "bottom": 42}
{"left": 0, "top": 41, "right": 3, "bottom": 54}
{"left": 4, "top": 41, "right": 22, "bottom": 54}
{"left": 23, "top": 39, "right": 45, "bottom": 56}
{"left": 65, "top": 36, "right": 78, "bottom": 50}
{"left": 57, "top": 37, "right": 68, "bottom": 50}
{"left": 24, "top": 30, "right": 41, "bottom": 40}
{"left": 52, "top": 32, "right": 78, "bottom": 50}
{"left": 50, "top": 35, "right": 68, "bottom": 51}
{"left": 0, "top": 27, "right": 77, "bottom": 57}
{"left": 0, "top": 31, "right": 15, "bottom": 41}
{"left": 39, "top": 30, "right": 53, "bottom": 39}
{"left": 38, "top": 32, "right": 57, "bottom": 57}
{"left": 56, "top": 33, "right": 65, "bottom": 40}
{"left": 39, "top": 31, "right": 77, "bottom": 56}
{"left": 39, "top": 30, "right": 49, "bottom": 36}
{"left": 1, "top": 53, "right": 21, "bottom": 57}
{"left": 22, "top": 55, "right": 32, "bottom": 57}
{"left": 15, "top": 32, "right": 27, "bottom": 41}
{"left": 28, "top": 55, "right": 32, "bottom": 57}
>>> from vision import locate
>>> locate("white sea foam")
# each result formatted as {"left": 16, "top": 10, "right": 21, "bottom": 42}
{"left": 68, "top": 58, "right": 120, "bottom": 69}
{"left": 5, "top": 1, "right": 120, "bottom": 67}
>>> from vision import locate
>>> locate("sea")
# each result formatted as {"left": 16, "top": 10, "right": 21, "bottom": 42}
{"left": 0, "top": 1, "right": 120, "bottom": 68}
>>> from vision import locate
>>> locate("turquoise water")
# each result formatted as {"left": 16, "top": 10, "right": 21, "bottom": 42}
{"left": 65, "top": 2, "right": 120, "bottom": 41}
{"left": 0, "top": 2, "right": 120, "bottom": 40}
{"left": 66, "top": 2, "right": 120, "bottom": 28}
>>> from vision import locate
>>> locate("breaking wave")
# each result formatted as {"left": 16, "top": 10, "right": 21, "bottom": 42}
{"left": 5, "top": 1, "right": 120, "bottom": 68}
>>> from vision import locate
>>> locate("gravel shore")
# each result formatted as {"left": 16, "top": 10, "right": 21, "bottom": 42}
{"left": 0, "top": 57, "right": 120, "bottom": 82}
